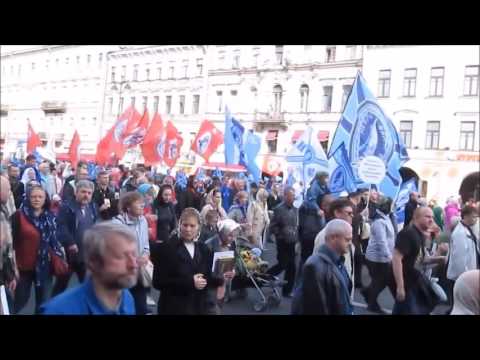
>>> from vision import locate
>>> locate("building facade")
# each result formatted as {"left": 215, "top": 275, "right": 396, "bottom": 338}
{"left": 362, "top": 45, "right": 479, "bottom": 202}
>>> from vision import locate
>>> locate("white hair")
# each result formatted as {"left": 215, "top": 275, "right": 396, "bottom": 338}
{"left": 324, "top": 219, "right": 352, "bottom": 242}
{"left": 218, "top": 219, "right": 241, "bottom": 236}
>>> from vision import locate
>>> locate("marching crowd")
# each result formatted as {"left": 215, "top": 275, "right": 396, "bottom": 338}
{"left": 0, "top": 155, "right": 479, "bottom": 315}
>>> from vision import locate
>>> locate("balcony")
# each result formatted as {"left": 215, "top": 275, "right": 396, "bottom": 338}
{"left": 41, "top": 101, "right": 67, "bottom": 114}
{"left": 0, "top": 104, "right": 8, "bottom": 117}
{"left": 254, "top": 112, "right": 287, "bottom": 131}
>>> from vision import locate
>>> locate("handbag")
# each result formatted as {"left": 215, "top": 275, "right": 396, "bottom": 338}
{"left": 49, "top": 248, "right": 70, "bottom": 277}
{"left": 139, "top": 260, "right": 154, "bottom": 287}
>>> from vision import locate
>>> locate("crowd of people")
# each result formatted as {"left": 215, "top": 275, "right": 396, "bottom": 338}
{"left": 0, "top": 155, "right": 479, "bottom": 316}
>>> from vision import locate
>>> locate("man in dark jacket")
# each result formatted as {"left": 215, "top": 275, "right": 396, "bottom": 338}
{"left": 348, "top": 189, "right": 367, "bottom": 289}
{"left": 266, "top": 187, "right": 298, "bottom": 297}
{"left": 404, "top": 192, "right": 419, "bottom": 227}
{"left": 61, "top": 161, "right": 89, "bottom": 203}
{"left": 304, "top": 171, "right": 330, "bottom": 213}
{"left": 92, "top": 170, "right": 119, "bottom": 221}
{"left": 8, "top": 164, "right": 24, "bottom": 209}
{"left": 292, "top": 219, "right": 354, "bottom": 315}
{"left": 52, "top": 180, "right": 98, "bottom": 297}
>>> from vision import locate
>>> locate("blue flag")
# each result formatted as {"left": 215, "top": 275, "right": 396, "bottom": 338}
{"left": 328, "top": 72, "right": 409, "bottom": 201}
{"left": 395, "top": 178, "right": 418, "bottom": 225}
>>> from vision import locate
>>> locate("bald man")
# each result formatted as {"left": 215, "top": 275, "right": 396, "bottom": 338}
{"left": 392, "top": 206, "right": 446, "bottom": 315}
{"left": 292, "top": 219, "right": 353, "bottom": 315}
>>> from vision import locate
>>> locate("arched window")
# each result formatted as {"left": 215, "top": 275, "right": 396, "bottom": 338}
{"left": 273, "top": 85, "right": 283, "bottom": 113}
{"left": 300, "top": 84, "right": 309, "bottom": 112}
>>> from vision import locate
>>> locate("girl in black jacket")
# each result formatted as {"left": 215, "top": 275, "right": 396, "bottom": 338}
{"left": 152, "top": 208, "right": 224, "bottom": 315}
{"left": 154, "top": 185, "right": 177, "bottom": 243}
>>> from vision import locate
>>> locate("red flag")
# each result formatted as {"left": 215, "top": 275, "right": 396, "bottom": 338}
{"left": 27, "top": 122, "right": 42, "bottom": 154}
{"left": 123, "top": 109, "right": 149, "bottom": 148}
{"left": 191, "top": 119, "right": 224, "bottom": 162}
{"left": 262, "top": 155, "right": 284, "bottom": 176}
{"left": 141, "top": 113, "right": 165, "bottom": 166}
{"left": 163, "top": 121, "right": 184, "bottom": 168}
{"left": 68, "top": 130, "right": 81, "bottom": 166}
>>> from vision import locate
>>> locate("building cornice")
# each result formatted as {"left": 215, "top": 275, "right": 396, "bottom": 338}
{"left": 108, "top": 45, "right": 205, "bottom": 60}
{"left": 0, "top": 45, "right": 76, "bottom": 58}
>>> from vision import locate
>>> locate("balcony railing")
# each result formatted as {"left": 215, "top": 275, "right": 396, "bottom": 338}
{"left": 41, "top": 101, "right": 67, "bottom": 114}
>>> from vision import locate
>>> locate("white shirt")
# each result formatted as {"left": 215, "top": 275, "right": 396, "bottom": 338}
{"left": 184, "top": 242, "right": 195, "bottom": 259}
{"left": 447, "top": 222, "right": 479, "bottom": 281}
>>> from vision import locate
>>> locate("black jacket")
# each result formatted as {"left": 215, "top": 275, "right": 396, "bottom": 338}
{"left": 92, "top": 183, "right": 119, "bottom": 221}
{"left": 155, "top": 201, "right": 177, "bottom": 242}
{"left": 404, "top": 199, "right": 418, "bottom": 227}
{"left": 152, "top": 234, "right": 223, "bottom": 315}
{"left": 269, "top": 202, "right": 299, "bottom": 244}
{"left": 267, "top": 193, "right": 282, "bottom": 211}
{"left": 9, "top": 178, "right": 25, "bottom": 209}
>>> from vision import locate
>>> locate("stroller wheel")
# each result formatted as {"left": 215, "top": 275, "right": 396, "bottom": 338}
{"left": 253, "top": 301, "right": 267, "bottom": 312}
{"left": 267, "top": 295, "right": 281, "bottom": 307}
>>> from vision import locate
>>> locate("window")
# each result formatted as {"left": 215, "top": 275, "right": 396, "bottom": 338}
{"left": 169, "top": 64, "right": 175, "bottom": 79}
{"left": 464, "top": 65, "right": 479, "bottom": 96}
{"left": 153, "top": 96, "right": 159, "bottom": 113}
{"left": 425, "top": 121, "right": 440, "bottom": 149}
{"left": 275, "top": 46, "right": 283, "bottom": 65}
{"left": 179, "top": 95, "right": 185, "bottom": 114}
{"left": 108, "top": 97, "right": 113, "bottom": 115}
{"left": 218, "top": 51, "right": 226, "bottom": 68}
{"left": 92, "top": 117, "right": 97, "bottom": 126}
{"left": 253, "top": 47, "right": 260, "bottom": 67}
{"left": 183, "top": 60, "right": 188, "bottom": 78}
{"left": 192, "top": 95, "right": 200, "bottom": 114}
{"left": 32, "top": 62, "right": 35, "bottom": 71}
{"left": 322, "top": 86, "right": 333, "bottom": 112}
{"left": 403, "top": 68, "right": 417, "bottom": 97}
{"left": 326, "top": 46, "right": 336, "bottom": 63}
{"left": 98, "top": 53, "right": 103, "bottom": 66}
{"left": 56, "top": 59, "right": 59, "bottom": 67}
{"left": 378, "top": 69, "right": 391, "bottom": 98}
{"left": 231, "top": 90, "right": 238, "bottom": 97}
{"left": 304, "top": 45, "right": 312, "bottom": 62}
{"left": 267, "top": 130, "right": 279, "bottom": 153}
{"left": 399, "top": 121, "right": 413, "bottom": 148}
{"left": 460, "top": 121, "right": 475, "bottom": 150}
{"left": 87, "top": 54, "right": 91, "bottom": 64}
{"left": 111, "top": 66, "right": 116, "bottom": 82}
{"left": 233, "top": 49, "right": 240, "bottom": 69}
{"left": 429, "top": 67, "right": 444, "bottom": 97}
{"left": 133, "top": 65, "right": 138, "bottom": 81}
{"left": 131, "top": 97, "right": 136, "bottom": 107}
{"left": 146, "top": 68, "right": 150, "bottom": 80}
{"left": 166, "top": 96, "right": 172, "bottom": 114}
{"left": 119, "top": 97, "right": 124, "bottom": 113}
{"left": 346, "top": 45, "right": 356, "bottom": 59}
{"left": 142, "top": 96, "right": 148, "bottom": 111}
{"left": 157, "top": 66, "right": 162, "bottom": 79}
{"left": 45, "top": 60, "right": 49, "bottom": 71}
{"left": 300, "top": 84, "right": 309, "bottom": 112}
{"left": 216, "top": 91, "right": 223, "bottom": 112}
{"left": 65, "top": 57, "right": 69, "bottom": 65}
{"left": 196, "top": 58, "right": 203, "bottom": 76}
{"left": 76, "top": 56, "right": 80, "bottom": 65}
{"left": 273, "top": 85, "right": 283, "bottom": 113}
{"left": 119, "top": 65, "right": 126, "bottom": 82}
{"left": 17, "top": 64, "right": 21, "bottom": 77}
{"left": 341, "top": 84, "right": 352, "bottom": 111}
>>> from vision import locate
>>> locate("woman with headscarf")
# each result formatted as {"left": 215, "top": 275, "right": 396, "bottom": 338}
{"left": 200, "top": 188, "right": 227, "bottom": 224}
{"left": 444, "top": 197, "right": 461, "bottom": 232}
{"left": 228, "top": 190, "right": 251, "bottom": 241}
{"left": 153, "top": 184, "right": 177, "bottom": 244}
{"left": 247, "top": 188, "right": 270, "bottom": 249}
{"left": 12, "top": 184, "right": 64, "bottom": 314}
{"left": 451, "top": 269, "right": 479, "bottom": 315}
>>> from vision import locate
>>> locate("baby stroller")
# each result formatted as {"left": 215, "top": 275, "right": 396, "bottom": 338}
{"left": 229, "top": 237, "right": 286, "bottom": 312}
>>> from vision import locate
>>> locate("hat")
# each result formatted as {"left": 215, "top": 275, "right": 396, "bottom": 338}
{"left": 218, "top": 219, "right": 241, "bottom": 234}
{"left": 137, "top": 183, "right": 153, "bottom": 195}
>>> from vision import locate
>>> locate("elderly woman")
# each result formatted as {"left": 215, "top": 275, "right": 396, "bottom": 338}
{"left": 247, "top": 188, "right": 270, "bottom": 249}
{"left": 12, "top": 184, "right": 65, "bottom": 314}
{"left": 228, "top": 190, "right": 251, "bottom": 241}
{"left": 112, "top": 191, "right": 150, "bottom": 315}
{"left": 152, "top": 208, "right": 225, "bottom": 315}
{"left": 200, "top": 189, "right": 227, "bottom": 223}
{"left": 451, "top": 270, "right": 480, "bottom": 315}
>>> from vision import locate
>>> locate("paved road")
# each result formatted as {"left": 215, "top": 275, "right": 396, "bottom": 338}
{"left": 18, "top": 239, "right": 449, "bottom": 315}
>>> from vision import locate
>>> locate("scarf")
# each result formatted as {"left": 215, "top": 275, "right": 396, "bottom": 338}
{"left": 21, "top": 201, "right": 63, "bottom": 287}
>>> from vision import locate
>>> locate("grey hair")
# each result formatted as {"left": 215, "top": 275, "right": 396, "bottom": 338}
{"left": 324, "top": 219, "right": 352, "bottom": 242}
{"left": 83, "top": 222, "right": 136, "bottom": 264}
{"left": 76, "top": 179, "right": 94, "bottom": 192}
{"left": 283, "top": 186, "right": 295, "bottom": 195}
{"left": 218, "top": 219, "right": 241, "bottom": 236}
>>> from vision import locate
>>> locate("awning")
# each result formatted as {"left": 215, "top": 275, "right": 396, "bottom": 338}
{"left": 265, "top": 130, "right": 278, "bottom": 141}
{"left": 291, "top": 130, "right": 304, "bottom": 143}
{"left": 317, "top": 130, "right": 329, "bottom": 142}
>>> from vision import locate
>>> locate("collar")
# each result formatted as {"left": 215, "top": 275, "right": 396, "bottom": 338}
{"left": 84, "top": 278, "right": 127, "bottom": 315}
{"left": 319, "top": 244, "right": 345, "bottom": 266}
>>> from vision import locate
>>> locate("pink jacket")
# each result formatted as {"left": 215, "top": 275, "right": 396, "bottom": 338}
{"left": 444, "top": 203, "right": 460, "bottom": 229}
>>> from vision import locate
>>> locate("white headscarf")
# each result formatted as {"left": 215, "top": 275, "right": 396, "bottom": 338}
{"left": 451, "top": 270, "right": 480, "bottom": 315}
{"left": 20, "top": 168, "right": 37, "bottom": 187}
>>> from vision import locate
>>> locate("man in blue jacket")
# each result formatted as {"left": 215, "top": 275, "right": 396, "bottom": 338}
{"left": 41, "top": 222, "right": 137, "bottom": 315}
{"left": 304, "top": 171, "right": 330, "bottom": 215}
{"left": 51, "top": 180, "right": 99, "bottom": 297}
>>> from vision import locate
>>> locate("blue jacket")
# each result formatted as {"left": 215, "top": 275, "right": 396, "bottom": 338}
{"left": 40, "top": 278, "right": 135, "bottom": 315}
{"left": 304, "top": 180, "right": 330, "bottom": 211}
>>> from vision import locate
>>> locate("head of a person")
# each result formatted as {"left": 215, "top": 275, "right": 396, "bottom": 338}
{"left": 256, "top": 188, "right": 269, "bottom": 204}
{"left": 8, "top": 164, "right": 20, "bottom": 180}
{"left": 75, "top": 180, "right": 94, "bottom": 206}
{"left": 27, "top": 184, "right": 50, "bottom": 212}
{"left": 26, "top": 167, "right": 36, "bottom": 181}
{"left": 187, "top": 175, "right": 195, "bottom": 189}
{"left": 377, "top": 196, "right": 393, "bottom": 215}
{"left": 212, "top": 189, "right": 222, "bottom": 206}
{"left": 26, "top": 154, "right": 36, "bottom": 167}
{"left": 0, "top": 175, "right": 11, "bottom": 205}
{"left": 250, "top": 183, "right": 258, "bottom": 196}
{"left": 179, "top": 208, "right": 201, "bottom": 243}
{"left": 369, "top": 189, "right": 379, "bottom": 203}
{"left": 205, "top": 209, "right": 219, "bottom": 227}
{"left": 461, "top": 205, "right": 479, "bottom": 227}
{"left": 75, "top": 163, "right": 89, "bottom": 182}
{"left": 157, "top": 184, "right": 173, "bottom": 204}
{"left": 38, "top": 161, "right": 50, "bottom": 175}
{"left": 451, "top": 270, "right": 480, "bottom": 315}
{"left": 272, "top": 182, "right": 280, "bottom": 194}
{"left": 316, "top": 171, "right": 329, "bottom": 186}
{"left": 324, "top": 219, "right": 353, "bottom": 256}
{"left": 137, "top": 183, "right": 155, "bottom": 206}
{"left": 410, "top": 192, "right": 419, "bottom": 202}
{"left": 97, "top": 170, "right": 110, "bottom": 188}
{"left": 235, "top": 179, "right": 246, "bottom": 191}
{"left": 235, "top": 191, "right": 249, "bottom": 206}
{"left": 329, "top": 198, "right": 355, "bottom": 224}
{"left": 218, "top": 219, "right": 241, "bottom": 246}
{"left": 163, "top": 176, "right": 174, "bottom": 186}
{"left": 83, "top": 223, "right": 139, "bottom": 290}
{"left": 119, "top": 191, "right": 144, "bottom": 218}
{"left": 258, "top": 180, "right": 266, "bottom": 189}
{"left": 348, "top": 190, "right": 362, "bottom": 206}
{"left": 283, "top": 187, "right": 295, "bottom": 206}
{"left": 413, "top": 206, "right": 434, "bottom": 232}
{"left": 319, "top": 193, "right": 335, "bottom": 215}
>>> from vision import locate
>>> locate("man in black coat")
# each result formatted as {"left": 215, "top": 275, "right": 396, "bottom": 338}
{"left": 92, "top": 170, "right": 119, "bottom": 221}
{"left": 292, "top": 219, "right": 354, "bottom": 315}
{"left": 61, "top": 161, "right": 89, "bottom": 203}
{"left": 8, "top": 164, "right": 24, "bottom": 209}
